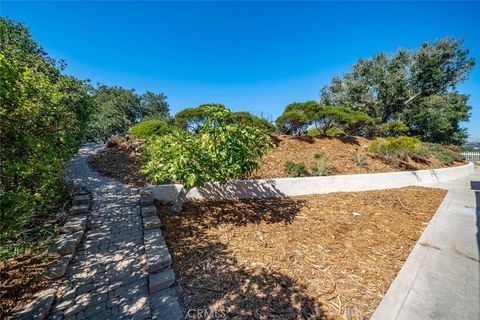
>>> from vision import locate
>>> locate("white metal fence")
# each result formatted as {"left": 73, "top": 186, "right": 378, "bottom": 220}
{"left": 461, "top": 152, "right": 480, "bottom": 161}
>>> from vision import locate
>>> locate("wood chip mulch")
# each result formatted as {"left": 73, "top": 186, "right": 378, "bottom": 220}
{"left": 0, "top": 254, "right": 56, "bottom": 319}
{"left": 156, "top": 186, "right": 447, "bottom": 320}
{"left": 252, "top": 135, "right": 464, "bottom": 179}
{"left": 88, "top": 146, "right": 147, "bottom": 187}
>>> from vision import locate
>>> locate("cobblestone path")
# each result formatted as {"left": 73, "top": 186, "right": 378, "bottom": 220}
{"left": 47, "top": 144, "right": 152, "bottom": 319}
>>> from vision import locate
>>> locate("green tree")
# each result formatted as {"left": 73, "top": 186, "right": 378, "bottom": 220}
{"left": 140, "top": 91, "right": 170, "bottom": 121}
{"left": 174, "top": 103, "right": 227, "bottom": 133}
{"left": 85, "top": 85, "right": 141, "bottom": 142}
{"left": 228, "top": 111, "right": 275, "bottom": 133}
{"left": 320, "top": 37, "right": 475, "bottom": 144}
{"left": 142, "top": 107, "right": 273, "bottom": 212}
{"left": 0, "top": 18, "right": 93, "bottom": 243}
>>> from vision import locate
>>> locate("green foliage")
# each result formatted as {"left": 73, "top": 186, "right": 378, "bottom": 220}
{"left": 351, "top": 151, "right": 368, "bottom": 168}
{"left": 414, "top": 142, "right": 465, "bottom": 165}
{"left": 368, "top": 136, "right": 421, "bottom": 166}
{"left": 311, "top": 152, "right": 332, "bottom": 176}
{"left": 174, "top": 104, "right": 227, "bottom": 133}
{"left": 378, "top": 120, "right": 409, "bottom": 137}
{"left": 142, "top": 107, "right": 273, "bottom": 189}
{"left": 275, "top": 109, "right": 310, "bottom": 136}
{"left": 140, "top": 91, "right": 170, "bottom": 121}
{"left": 228, "top": 111, "right": 276, "bottom": 133}
{"left": 277, "top": 101, "right": 374, "bottom": 137}
{"left": 128, "top": 120, "right": 173, "bottom": 140}
{"left": 320, "top": 37, "right": 475, "bottom": 144}
{"left": 0, "top": 18, "right": 91, "bottom": 244}
{"left": 85, "top": 87, "right": 170, "bottom": 143}
{"left": 284, "top": 162, "right": 310, "bottom": 177}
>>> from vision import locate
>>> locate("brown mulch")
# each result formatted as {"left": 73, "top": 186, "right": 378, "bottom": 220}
{"left": 252, "top": 135, "right": 464, "bottom": 179}
{"left": 157, "top": 186, "right": 447, "bottom": 320}
{"left": 88, "top": 146, "right": 147, "bottom": 187}
{"left": 0, "top": 254, "right": 56, "bottom": 319}
{"left": 88, "top": 136, "right": 465, "bottom": 186}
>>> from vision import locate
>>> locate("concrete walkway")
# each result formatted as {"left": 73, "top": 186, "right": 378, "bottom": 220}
{"left": 47, "top": 144, "right": 153, "bottom": 319}
{"left": 372, "top": 170, "right": 480, "bottom": 320}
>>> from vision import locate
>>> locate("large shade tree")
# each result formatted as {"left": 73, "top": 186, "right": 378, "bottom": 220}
{"left": 320, "top": 37, "right": 475, "bottom": 144}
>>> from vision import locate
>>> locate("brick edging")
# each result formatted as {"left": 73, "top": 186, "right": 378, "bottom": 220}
{"left": 139, "top": 189, "right": 183, "bottom": 320}
{"left": 14, "top": 183, "right": 92, "bottom": 320}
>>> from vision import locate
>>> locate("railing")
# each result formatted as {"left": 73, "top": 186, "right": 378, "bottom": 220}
{"left": 461, "top": 152, "right": 480, "bottom": 161}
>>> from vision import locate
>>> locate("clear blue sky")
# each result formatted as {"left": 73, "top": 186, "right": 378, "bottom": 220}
{"left": 2, "top": 1, "right": 479, "bottom": 139}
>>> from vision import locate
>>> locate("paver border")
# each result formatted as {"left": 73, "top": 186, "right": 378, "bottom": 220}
{"left": 139, "top": 189, "right": 183, "bottom": 320}
{"left": 14, "top": 184, "right": 93, "bottom": 320}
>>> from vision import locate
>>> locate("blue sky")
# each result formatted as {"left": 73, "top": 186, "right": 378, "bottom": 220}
{"left": 2, "top": 1, "right": 479, "bottom": 139}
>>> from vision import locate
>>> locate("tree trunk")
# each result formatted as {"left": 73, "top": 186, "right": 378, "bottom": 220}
{"left": 170, "top": 187, "right": 189, "bottom": 213}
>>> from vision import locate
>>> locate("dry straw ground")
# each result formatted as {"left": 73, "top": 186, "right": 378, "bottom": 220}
{"left": 157, "top": 186, "right": 447, "bottom": 320}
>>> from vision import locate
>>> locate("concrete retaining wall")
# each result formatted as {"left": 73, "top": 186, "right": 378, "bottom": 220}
{"left": 148, "top": 162, "right": 475, "bottom": 201}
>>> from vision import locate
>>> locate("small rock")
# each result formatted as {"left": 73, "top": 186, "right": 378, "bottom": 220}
{"left": 13, "top": 286, "right": 57, "bottom": 319}
{"left": 143, "top": 216, "right": 161, "bottom": 230}
{"left": 352, "top": 212, "right": 361, "bottom": 216}
{"left": 140, "top": 194, "right": 154, "bottom": 207}
{"left": 151, "top": 293, "right": 183, "bottom": 320}
{"left": 141, "top": 205, "right": 157, "bottom": 217}
{"left": 36, "top": 254, "right": 73, "bottom": 281}
{"left": 73, "top": 195, "right": 90, "bottom": 206}
{"left": 48, "top": 231, "right": 83, "bottom": 257}
{"left": 70, "top": 204, "right": 89, "bottom": 215}
{"left": 59, "top": 215, "right": 87, "bottom": 233}
{"left": 149, "top": 268, "right": 175, "bottom": 293}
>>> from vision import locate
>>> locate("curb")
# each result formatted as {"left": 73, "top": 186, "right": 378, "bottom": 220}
{"left": 139, "top": 189, "right": 183, "bottom": 320}
{"left": 14, "top": 183, "right": 92, "bottom": 320}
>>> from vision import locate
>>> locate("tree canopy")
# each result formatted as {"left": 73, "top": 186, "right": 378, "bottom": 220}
{"left": 0, "top": 18, "right": 93, "bottom": 241}
{"left": 320, "top": 37, "right": 475, "bottom": 144}
{"left": 143, "top": 106, "right": 273, "bottom": 212}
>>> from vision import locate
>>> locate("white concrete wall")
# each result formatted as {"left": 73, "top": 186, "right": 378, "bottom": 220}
{"left": 148, "top": 162, "right": 475, "bottom": 201}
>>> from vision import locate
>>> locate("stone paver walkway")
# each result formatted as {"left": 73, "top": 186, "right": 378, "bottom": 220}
{"left": 372, "top": 171, "right": 480, "bottom": 320}
{"left": 47, "top": 144, "right": 152, "bottom": 319}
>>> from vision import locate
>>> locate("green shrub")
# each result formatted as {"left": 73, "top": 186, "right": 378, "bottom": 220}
{"left": 228, "top": 111, "right": 275, "bottom": 133}
{"left": 129, "top": 120, "right": 173, "bottom": 139}
{"left": 351, "top": 151, "right": 368, "bottom": 167}
{"left": 275, "top": 110, "right": 310, "bottom": 136}
{"left": 311, "top": 152, "right": 332, "bottom": 176}
{"left": 368, "top": 136, "right": 421, "bottom": 166}
{"left": 414, "top": 142, "right": 465, "bottom": 165}
{"left": 284, "top": 162, "right": 310, "bottom": 177}
{"left": 378, "top": 120, "right": 409, "bottom": 137}
{"left": 1, "top": 18, "right": 92, "bottom": 247}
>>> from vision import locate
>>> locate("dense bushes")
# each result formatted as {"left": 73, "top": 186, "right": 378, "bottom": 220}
{"left": 276, "top": 101, "right": 375, "bottom": 137}
{"left": 128, "top": 120, "right": 173, "bottom": 139}
{"left": 143, "top": 107, "right": 273, "bottom": 212}
{"left": 0, "top": 18, "right": 93, "bottom": 245}
{"left": 367, "top": 136, "right": 421, "bottom": 166}
{"left": 413, "top": 143, "right": 465, "bottom": 165}
{"left": 175, "top": 104, "right": 275, "bottom": 133}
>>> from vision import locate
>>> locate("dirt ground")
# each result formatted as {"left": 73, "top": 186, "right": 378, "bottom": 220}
{"left": 253, "top": 135, "right": 463, "bottom": 179}
{"left": 88, "top": 146, "right": 147, "bottom": 187}
{"left": 0, "top": 254, "right": 56, "bottom": 318}
{"left": 156, "top": 186, "right": 447, "bottom": 320}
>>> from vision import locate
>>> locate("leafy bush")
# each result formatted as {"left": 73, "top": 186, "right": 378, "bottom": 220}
{"left": 174, "top": 104, "right": 227, "bottom": 133}
{"left": 311, "top": 152, "right": 332, "bottom": 176}
{"left": 142, "top": 107, "right": 273, "bottom": 212}
{"left": 228, "top": 111, "right": 275, "bottom": 133}
{"left": 0, "top": 18, "right": 92, "bottom": 245}
{"left": 368, "top": 136, "right": 421, "bottom": 166}
{"left": 351, "top": 151, "right": 368, "bottom": 167}
{"left": 414, "top": 142, "right": 465, "bottom": 165}
{"left": 275, "top": 109, "right": 310, "bottom": 136}
{"left": 129, "top": 120, "right": 173, "bottom": 139}
{"left": 378, "top": 120, "right": 409, "bottom": 137}
{"left": 284, "top": 162, "right": 310, "bottom": 177}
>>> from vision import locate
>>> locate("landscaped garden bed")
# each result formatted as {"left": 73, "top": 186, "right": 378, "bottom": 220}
{"left": 155, "top": 186, "right": 447, "bottom": 319}
{"left": 89, "top": 135, "right": 466, "bottom": 186}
